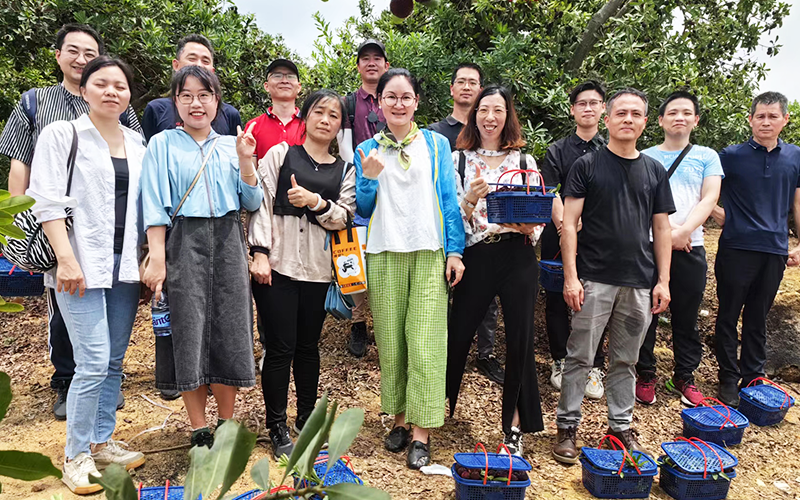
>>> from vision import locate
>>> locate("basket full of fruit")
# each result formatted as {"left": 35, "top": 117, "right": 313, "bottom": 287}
{"left": 485, "top": 169, "right": 555, "bottom": 225}
{"left": 452, "top": 443, "right": 531, "bottom": 500}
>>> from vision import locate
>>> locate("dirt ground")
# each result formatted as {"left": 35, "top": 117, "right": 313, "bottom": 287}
{"left": 1, "top": 227, "right": 799, "bottom": 500}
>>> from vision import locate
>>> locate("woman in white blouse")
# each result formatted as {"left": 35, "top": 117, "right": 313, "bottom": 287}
{"left": 27, "top": 56, "right": 146, "bottom": 494}
{"left": 445, "top": 85, "right": 545, "bottom": 458}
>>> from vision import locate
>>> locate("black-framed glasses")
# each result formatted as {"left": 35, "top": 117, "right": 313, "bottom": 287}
{"left": 381, "top": 94, "right": 416, "bottom": 107}
{"left": 177, "top": 91, "right": 215, "bottom": 105}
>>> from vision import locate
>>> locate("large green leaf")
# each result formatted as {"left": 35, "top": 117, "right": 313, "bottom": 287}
{"left": 0, "top": 450, "right": 62, "bottom": 481}
{"left": 0, "top": 213, "right": 12, "bottom": 226}
{"left": 0, "top": 223, "right": 25, "bottom": 240}
{"left": 0, "top": 372, "right": 10, "bottom": 422}
{"left": 250, "top": 457, "right": 270, "bottom": 491}
{"left": 325, "top": 408, "right": 364, "bottom": 476}
{"left": 0, "top": 303, "right": 24, "bottom": 313}
{"left": 297, "top": 401, "right": 337, "bottom": 481}
{"left": 325, "top": 483, "right": 391, "bottom": 500}
{"left": 183, "top": 420, "right": 257, "bottom": 500}
{"left": 0, "top": 190, "right": 10, "bottom": 203}
{"left": 281, "top": 393, "right": 328, "bottom": 482}
{"left": 89, "top": 463, "right": 136, "bottom": 500}
{"left": 0, "top": 195, "right": 35, "bottom": 215}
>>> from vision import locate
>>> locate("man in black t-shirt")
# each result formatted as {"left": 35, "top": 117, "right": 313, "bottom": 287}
{"left": 552, "top": 89, "right": 675, "bottom": 464}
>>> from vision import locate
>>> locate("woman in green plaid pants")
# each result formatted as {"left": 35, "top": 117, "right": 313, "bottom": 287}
{"left": 354, "top": 69, "right": 466, "bottom": 469}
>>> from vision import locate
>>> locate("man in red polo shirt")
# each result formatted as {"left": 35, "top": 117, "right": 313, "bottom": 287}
{"left": 246, "top": 58, "right": 305, "bottom": 159}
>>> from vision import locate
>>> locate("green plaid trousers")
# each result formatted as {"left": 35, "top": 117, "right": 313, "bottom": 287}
{"left": 367, "top": 250, "right": 448, "bottom": 428}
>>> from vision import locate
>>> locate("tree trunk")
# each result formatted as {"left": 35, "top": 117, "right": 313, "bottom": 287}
{"left": 565, "top": 0, "right": 628, "bottom": 74}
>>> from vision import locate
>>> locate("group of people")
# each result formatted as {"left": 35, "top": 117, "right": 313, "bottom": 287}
{"left": 1, "top": 22, "right": 798, "bottom": 495}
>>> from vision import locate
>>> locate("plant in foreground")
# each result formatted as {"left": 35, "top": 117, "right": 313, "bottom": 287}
{"left": 0, "top": 189, "right": 36, "bottom": 313}
{"left": 94, "top": 393, "right": 390, "bottom": 500}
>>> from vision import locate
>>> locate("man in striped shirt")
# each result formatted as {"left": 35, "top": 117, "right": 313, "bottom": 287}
{"left": 0, "top": 23, "right": 142, "bottom": 421}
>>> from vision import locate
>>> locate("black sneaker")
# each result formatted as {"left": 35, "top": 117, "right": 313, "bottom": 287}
{"left": 53, "top": 384, "right": 68, "bottom": 421}
{"left": 160, "top": 389, "right": 181, "bottom": 401}
{"left": 718, "top": 381, "right": 740, "bottom": 408}
{"left": 348, "top": 322, "right": 367, "bottom": 358}
{"left": 191, "top": 428, "right": 214, "bottom": 448}
{"left": 270, "top": 423, "right": 294, "bottom": 459}
{"left": 407, "top": 440, "right": 430, "bottom": 469}
{"left": 476, "top": 355, "right": 505, "bottom": 385}
{"left": 292, "top": 413, "right": 309, "bottom": 435}
{"left": 384, "top": 425, "right": 411, "bottom": 453}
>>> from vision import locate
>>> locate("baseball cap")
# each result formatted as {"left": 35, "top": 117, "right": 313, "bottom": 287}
{"left": 356, "top": 39, "right": 387, "bottom": 60}
{"left": 266, "top": 58, "right": 299, "bottom": 77}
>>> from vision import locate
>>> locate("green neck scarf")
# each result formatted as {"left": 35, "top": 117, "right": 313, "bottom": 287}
{"left": 375, "top": 122, "right": 420, "bottom": 170}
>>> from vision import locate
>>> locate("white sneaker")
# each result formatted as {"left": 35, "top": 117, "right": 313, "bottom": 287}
{"left": 92, "top": 439, "right": 145, "bottom": 470}
{"left": 62, "top": 453, "right": 103, "bottom": 495}
{"left": 585, "top": 367, "right": 605, "bottom": 399}
{"left": 550, "top": 359, "right": 565, "bottom": 391}
{"left": 502, "top": 426, "right": 523, "bottom": 457}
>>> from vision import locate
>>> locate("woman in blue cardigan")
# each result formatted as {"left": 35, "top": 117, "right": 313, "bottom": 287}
{"left": 355, "top": 68, "right": 465, "bottom": 469}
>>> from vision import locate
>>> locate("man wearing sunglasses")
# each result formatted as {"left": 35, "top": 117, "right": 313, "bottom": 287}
{"left": 245, "top": 58, "right": 305, "bottom": 160}
{"left": 142, "top": 34, "right": 242, "bottom": 142}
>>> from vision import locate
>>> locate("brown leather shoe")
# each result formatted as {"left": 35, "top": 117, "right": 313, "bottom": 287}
{"left": 552, "top": 426, "right": 579, "bottom": 464}
{"left": 604, "top": 427, "right": 653, "bottom": 457}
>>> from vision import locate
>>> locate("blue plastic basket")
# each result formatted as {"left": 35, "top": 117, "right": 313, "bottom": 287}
{"left": 293, "top": 451, "right": 363, "bottom": 499}
{"left": 681, "top": 405, "right": 749, "bottom": 446}
{"left": 579, "top": 447, "right": 657, "bottom": 499}
{"left": 738, "top": 383, "right": 796, "bottom": 426}
{"left": 231, "top": 490, "right": 266, "bottom": 500}
{"left": 0, "top": 255, "right": 44, "bottom": 297}
{"left": 138, "top": 487, "right": 264, "bottom": 500}
{"left": 660, "top": 441, "right": 737, "bottom": 474}
{"left": 453, "top": 450, "right": 531, "bottom": 500}
{"left": 486, "top": 189, "right": 555, "bottom": 224}
{"left": 659, "top": 459, "right": 736, "bottom": 500}
{"left": 538, "top": 259, "right": 564, "bottom": 292}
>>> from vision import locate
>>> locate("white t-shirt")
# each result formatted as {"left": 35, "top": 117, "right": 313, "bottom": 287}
{"left": 643, "top": 145, "right": 724, "bottom": 247}
{"left": 365, "top": 134, "right": 442, "bottom": 254}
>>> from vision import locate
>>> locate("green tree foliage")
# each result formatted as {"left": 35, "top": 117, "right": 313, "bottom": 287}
{"left": 308, "top": 0, "right": 790, "bottom": 157}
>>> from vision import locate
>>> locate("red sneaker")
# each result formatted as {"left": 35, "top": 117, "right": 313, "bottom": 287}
{"left": 668, "top": 377, "right": 704, "bottom": 407}
{"left": 635, "top": 372, "right": 657, "bottom": 405}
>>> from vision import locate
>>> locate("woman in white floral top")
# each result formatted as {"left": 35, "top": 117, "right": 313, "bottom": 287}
{"left": 446, "top": 85, "right": 545, "bottom": 457}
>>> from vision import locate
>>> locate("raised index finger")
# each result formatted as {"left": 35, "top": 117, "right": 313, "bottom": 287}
{"left": 246, "top": 122, "right": 256, "bottom": 135}
{"left": 358, "top": 149, "right": 367, "bottom": 161}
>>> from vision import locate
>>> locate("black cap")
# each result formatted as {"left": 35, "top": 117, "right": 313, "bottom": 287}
{"left": 266, "top": 58, "right": 299, "bottom": 77}
{"left": 356, "top": 39, "right": 387, "bottom": 60}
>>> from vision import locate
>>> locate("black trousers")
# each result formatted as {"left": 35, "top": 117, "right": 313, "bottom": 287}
{"left": 253, "top": 271, "right": 329, "bottom": 428}
{"left": 714, "top": 247, "right": 786, "bottom": 386}
{"left": 447, "top": 236, "right": 544, "bottom": 434}
{"left": 637, "top": 246, "right": 706, "bottom": 380}
{"left": 47, "top": 288, "right": 75, "bottom": 389}
{"left": 540, "top": 222, "right": 605, "bottom": 367}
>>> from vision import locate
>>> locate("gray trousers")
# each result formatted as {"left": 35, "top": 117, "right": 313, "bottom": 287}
{"left": 556, "top": 280, "right": 651, "bottom": 431}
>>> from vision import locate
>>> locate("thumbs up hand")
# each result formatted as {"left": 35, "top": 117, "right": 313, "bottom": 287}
{"left": 359, "top": 148, "right": 385, "bottom": 179}
{"left": 468, "top": 167, "right": 490, "bottom": 199}
{"left": 287, "top": 174, "right": 318, "bottom": 209}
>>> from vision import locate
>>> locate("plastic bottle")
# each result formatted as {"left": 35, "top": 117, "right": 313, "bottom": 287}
{"left": 151, "top": 291, "right": 171, "bottom": 337}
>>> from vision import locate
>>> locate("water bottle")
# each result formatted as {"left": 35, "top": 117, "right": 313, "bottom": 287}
{"left": 151, "top": 291, "right": 171, "bottom": 337}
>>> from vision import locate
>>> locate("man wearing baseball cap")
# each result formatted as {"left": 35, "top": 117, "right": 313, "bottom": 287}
{"left": 246, "top": 58, "right": 305, "bottom": 160}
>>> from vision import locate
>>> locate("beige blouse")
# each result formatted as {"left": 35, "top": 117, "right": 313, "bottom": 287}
{"left": 246, "top": 142, "right": 356, "bottom": 283}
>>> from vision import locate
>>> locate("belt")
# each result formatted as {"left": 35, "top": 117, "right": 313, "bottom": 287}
{"left": 480, "top": 232, "right": 522, "bottom": 244}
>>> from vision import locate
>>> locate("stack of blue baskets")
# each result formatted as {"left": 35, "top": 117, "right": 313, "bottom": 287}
{"left": 452, "top": 451, "right": 531, "bottom": 500}
{"left": 580, "top": 447, "right": 658, "bottom": 499}
{"left": 0, "top": 255, "right": 44, "bottom": 297}
{"left": 738, "top": 381, "right": 796, "bottom": 427}
{"left": 658, "top": 439, "right": 737, "bottom": 500}
{"left": 538, "top": 259, "right": 564, "bottom": 292}
{"left": 138, "top": 487, "right": 263, "bottom": 500}
{"left": 681, "top": 402, "right": 749, "bottom": 446}
{"left": 293, "top": 451, "right": 363, "bottom": 499}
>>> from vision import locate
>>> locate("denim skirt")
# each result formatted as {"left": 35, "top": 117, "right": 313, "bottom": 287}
{"left": 157, "top": 211, "right": 256, "bottom": 392}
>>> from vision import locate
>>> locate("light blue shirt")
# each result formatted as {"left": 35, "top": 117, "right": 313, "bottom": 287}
{"left": 643, "top": 145, "right": 723, "bottom": 247}
{"left": 141, "top": 128, "right": 263, "bottom": 230}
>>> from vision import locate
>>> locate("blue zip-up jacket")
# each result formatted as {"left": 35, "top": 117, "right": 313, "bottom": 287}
{"left": 355, "top": 128, "right": 465, "bottom": 257}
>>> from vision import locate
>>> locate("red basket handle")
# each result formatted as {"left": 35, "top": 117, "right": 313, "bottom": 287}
{"left": 696, "top": 397, "right": 738, "bottom": 429}
{"left": 269, "top": 485, "right": 296, "bottom": 494}
{"left": 746, "top": 377, "right": 794, "bottom": 409}
{"left": 474, "top": 442, "right": 490, "bottom": 485}
{"left": 312, "top": 453, "right": 356, "bottom": 473}
{"left": 496, "top": 443, "right": 513, "bottom": 486}
{"left": 496, "top": 168, "right": 546, "bottom": 195}
{"left": 597, "top": 434, "right": 642, "bottom": 476}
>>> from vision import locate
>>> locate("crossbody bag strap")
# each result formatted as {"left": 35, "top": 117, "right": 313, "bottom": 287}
{"left": 667, "top": 143, "right": 693, "bottom": 179}
{"left": 64, "top": 123, "right": 79, "bottom": 196}
{"left": 171, "top": 136, "right": 220, "bottom": 224}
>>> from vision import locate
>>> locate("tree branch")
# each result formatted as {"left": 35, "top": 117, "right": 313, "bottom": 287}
{"left": 565, "top": 0, "right": 628, "bottom": 74}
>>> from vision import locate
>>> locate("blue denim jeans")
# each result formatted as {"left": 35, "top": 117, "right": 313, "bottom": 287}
{"left": 56, "top": 254, "right": 139, "bottom": 459}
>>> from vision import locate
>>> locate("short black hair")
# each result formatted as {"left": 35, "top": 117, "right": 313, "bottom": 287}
{"left": 176, "top": 34, "right": 215, "bottom": 61}
{"left": 301, "top": 89, "right": 346, "bottom": 130}
{"left": 659, "top": 91, "right": 700, "bottom": 116}
{"left": 451, "top": 63, "right": 484, "bottom": 86}
{"left": 79, "top": 55, "right": 134, "bottom": 91}
{"left": 750, "top": 91, "right": 788, "bottom": 116}
{"left": 377, "top": 68, "right": 422, "bottom": 97}
{"left": 55, "top": 23, "right": 104, "bottom": 54}
{"left": 170, "top": 65, "right": 222, "bottom": 123}
{"left": 569, "top": 80, "right": 606, "bottom": 105}
{"left": 607, "top": 88, "right": 648, "bottom": 114}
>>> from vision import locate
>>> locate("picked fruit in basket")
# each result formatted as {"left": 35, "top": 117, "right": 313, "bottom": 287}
{"left": 453, "top": 464, "right": 528, "bottom": 482}
{"left": 390, "top": 0, "right": 414, "bottom": 18}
